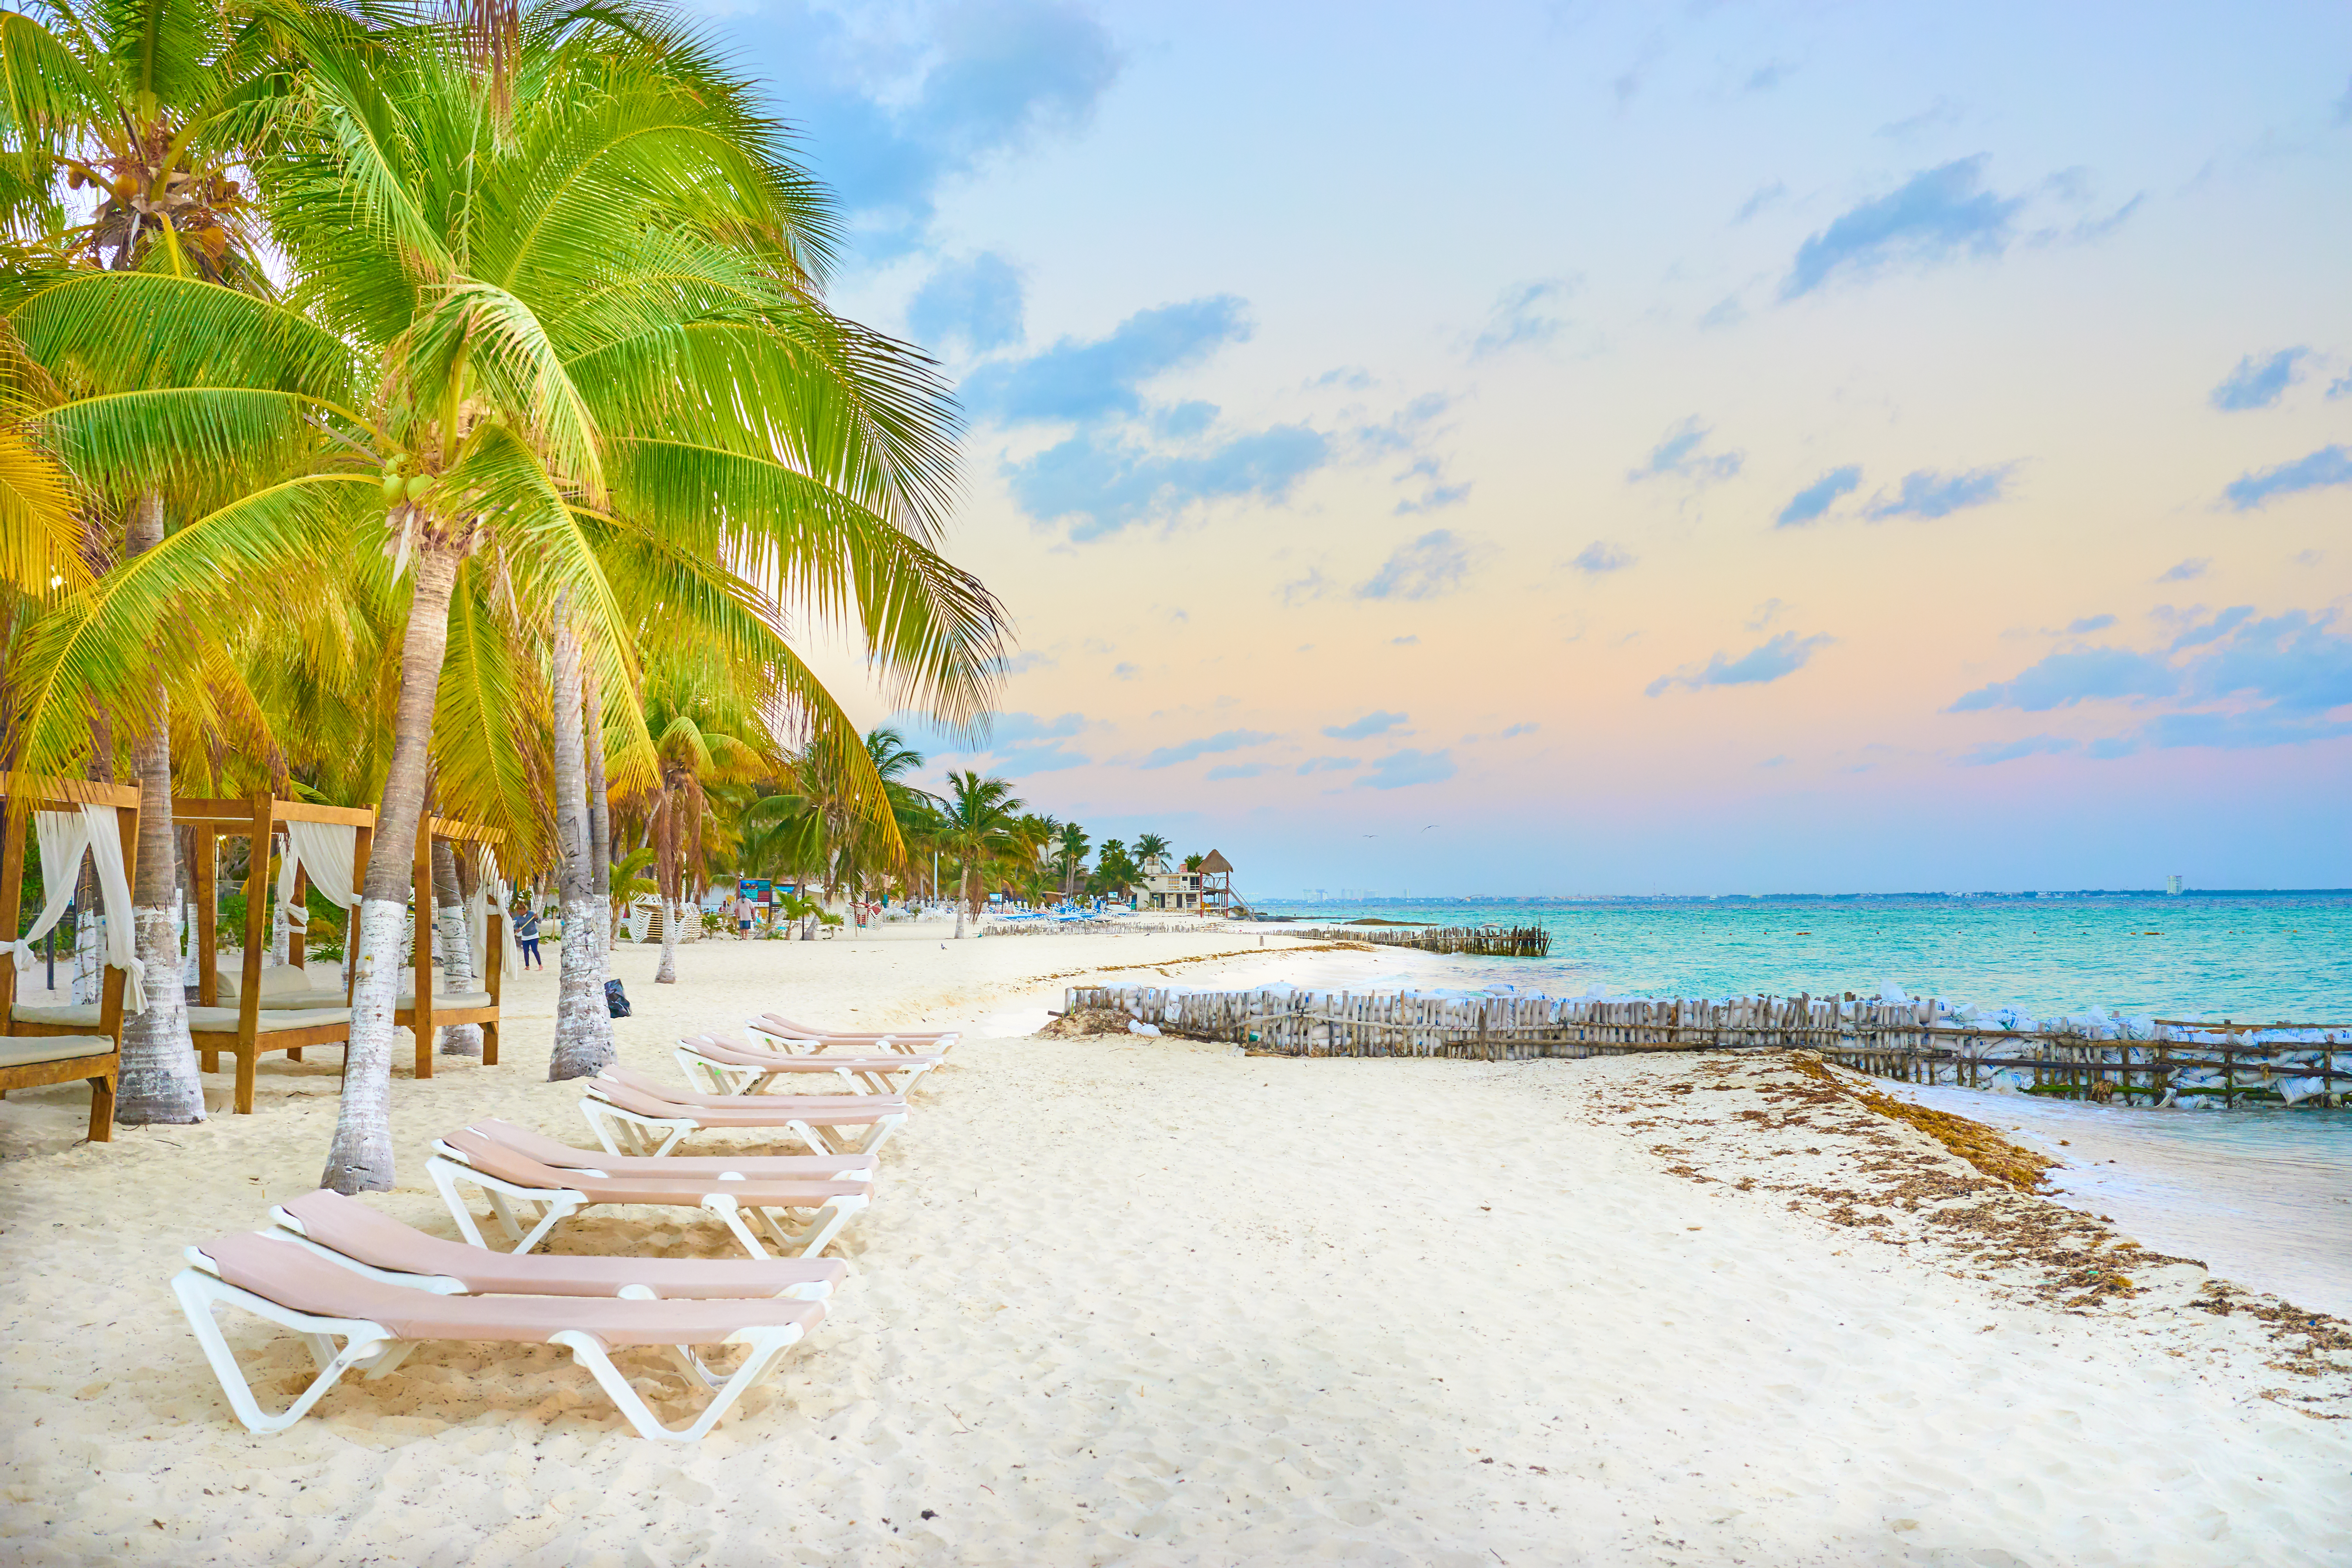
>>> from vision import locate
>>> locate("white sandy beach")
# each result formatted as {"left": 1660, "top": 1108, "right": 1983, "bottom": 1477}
{"left": 2, "top": 926, "right": 2347, "bottom": 1567}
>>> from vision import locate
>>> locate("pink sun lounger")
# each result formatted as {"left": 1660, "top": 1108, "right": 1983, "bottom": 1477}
{"left": 676, "top": 1032, "right": 940, "bottom": 1097}
{"left": 745, "top": 1012, "right": 960, "bottom": 1056}
{"left": 268, "top": 1189, "right": 848, "bottom": 1300}
{"left": 465, "top": 1116, "right": 880, "bottom": 1183}
{"left": 428, "top": 1127, "right": 873, "bottom": 1259}
{"left": 174, "top": 1231, "right": 822, "bottom": 1440}
{"left": 581, "top": 1068, "right": 911, "bottom": 1160}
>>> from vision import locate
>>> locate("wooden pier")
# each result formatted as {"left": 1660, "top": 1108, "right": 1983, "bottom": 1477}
{"left": 1064, "top": 985, "right": 2351, "bottom": 1106}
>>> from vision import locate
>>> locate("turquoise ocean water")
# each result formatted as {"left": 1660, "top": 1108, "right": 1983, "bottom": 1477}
{"left": 1252, "top": 891, "right": 2352, "bottom": 1021}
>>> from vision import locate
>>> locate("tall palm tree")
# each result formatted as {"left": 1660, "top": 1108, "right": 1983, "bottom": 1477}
{"left": 938, "top": 770, "right": 1022, "bottom": 939}
{"left": 637, "top": 651, "right": 782, "bottom": 982}
{"left": 1134, "top": 831, "right": 1170, "bottom": 868}
{"left": 0, "top": 0, "right": 307, "bottom": 1124}
{"left": 1054, "top": 820, "right": 1089, "bottom": 901}
{"left": 7, "top": 5, "right": 1005, "bottom": 1190}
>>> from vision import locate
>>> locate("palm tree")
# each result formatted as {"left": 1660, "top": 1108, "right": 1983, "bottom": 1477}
{"left": 637, "top": 654, "right": 782, "bottom": 983}
{"left": 1092, "top": 837, "right": 1139, "bottom": 900}
{"left": 6, "top": 5, "right": 1006, "bottom": 1191}
{"left": 938, "top": 770, "right": 1022, "bottom": 938}
{"left": 1054, "top": 820, "right": 1090, "bottom": 901}
{"left": 0, "top": 0, "right": 304, "bottom": 1124}
{"left": 1135, "top": 831, "right": 1171, "bottom": 869}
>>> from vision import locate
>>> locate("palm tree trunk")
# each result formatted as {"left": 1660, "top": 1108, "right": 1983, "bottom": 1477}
{"left": 652, "top": 769, "right": 681, "bottom": 984}
{"left": 584, "top": 670, "right": 612, "bottom": 950}
{"left": 953, "top": 852, "right": 967, "bottom": 940}
{"left": 655, "top": 896, "right": 680, "bottom": 982}
{"left": 116, "top": 494, "right": 204, "bottom": 1125}
{"left": 432, "top": 838, "right": 481, "bottom": 1056}
{"left": 322, "top": 542, "right": 463, "bottom": 1192}
{"left": 548, "top": 617, "right": 613, "bottom": 1080}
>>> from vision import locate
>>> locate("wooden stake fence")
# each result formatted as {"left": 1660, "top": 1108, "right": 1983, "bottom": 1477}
{"left": 1280, "top": 924, "right": 1552, "bottom": 956}
{"left": 1065, "top": 985, "right": 2351, "bottom": 1106}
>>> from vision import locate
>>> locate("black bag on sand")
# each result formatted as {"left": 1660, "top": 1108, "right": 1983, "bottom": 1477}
{"left": 604, "top": 978, "right": 632, "bottom": 1018}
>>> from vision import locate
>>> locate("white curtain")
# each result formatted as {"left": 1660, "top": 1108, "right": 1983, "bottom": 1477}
{"left": 467, "top": 849, "right": 521, "bottom": 979}
{"left": 284, "top": 821, "right": 362, "bottom": 984}
{"left": 285, "top": 822, "right": 360, "bottom": 911}
{"left": 78, "top": 804, "right": 146, "bottom": 1013}
{"left": 273, "top": 831, "right": 306, "bottom": 933}
{"left": 1, "top": 811, "right": 93, "bottom": 982}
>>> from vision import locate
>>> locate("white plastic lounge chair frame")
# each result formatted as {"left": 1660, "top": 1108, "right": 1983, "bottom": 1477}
{"left": 427, "top": 1140, "right": 868, "bottom": 1259}
{"left": 675, "top": 1036, "right": 937, "bottom": 1098}
{"left": 580, "top": 1080, "right": 908, "bottom": 1161}
{"left": 744, "top": 1014, "right": 960, "bottom": 1056}
{"left": 172, "top": 1246, "right": 806, "bottom": 1442}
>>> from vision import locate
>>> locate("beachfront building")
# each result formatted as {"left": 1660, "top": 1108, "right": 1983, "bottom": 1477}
{"left": 1135, "top": 853, "right": 1198, "bottom": 911}
{"left": 1135, "top": 849, "right": 1237, "bottom": 914}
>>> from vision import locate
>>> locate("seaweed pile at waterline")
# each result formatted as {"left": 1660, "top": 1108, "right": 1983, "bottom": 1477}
{"left": 1062, "top": 984, "right": 2351, "bottom": 1107}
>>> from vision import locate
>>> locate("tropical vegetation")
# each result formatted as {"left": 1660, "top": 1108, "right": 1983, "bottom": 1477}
{"left": 0, "top": 1, "right": 1006, "bottom": 1191}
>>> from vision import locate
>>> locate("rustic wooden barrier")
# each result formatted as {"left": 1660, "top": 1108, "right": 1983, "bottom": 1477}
{"left": 1280, "top": 924, "right": 1552, "bottom": 956}
{"left": 1064, "top": 985, "right": 2351, "bottom": 1106}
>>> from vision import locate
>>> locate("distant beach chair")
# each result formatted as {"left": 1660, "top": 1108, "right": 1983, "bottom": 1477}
{"left": 744, "top": 1011, "right": 960, "bottom": 1055}
{"left": 269, "top": 1189, "right": 846, "bottom": 1299}
{"left": 173, "top": 1230, "right": 822, "bottom": 1440}
{"left": 462, "top": 1117, "right": 879, "bottom": 1184}
{"left": 677, "top": 1032, "right": 940, "bottom": 1097}
{"left": 428, "top": 1126, "right": 873, "bottom": 1258}
{"left": 580, "top": 1067, "right": 910, "bottom": 1160}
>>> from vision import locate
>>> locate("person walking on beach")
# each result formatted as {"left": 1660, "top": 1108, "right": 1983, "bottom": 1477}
{"left": 735, "top": 893, "right": 756, "bottom": 940}
{"left": 514, "top": 906, "right": 543, "bottom": 969}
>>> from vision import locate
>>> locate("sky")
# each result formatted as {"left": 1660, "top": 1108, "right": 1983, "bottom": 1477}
{"left": 697, "top": 0, "right": 2352, "bottom": 897}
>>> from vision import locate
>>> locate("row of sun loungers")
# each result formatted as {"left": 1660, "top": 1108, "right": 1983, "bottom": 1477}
{"left": 172, "top": 1010, "right": 960, "bottom": 1442}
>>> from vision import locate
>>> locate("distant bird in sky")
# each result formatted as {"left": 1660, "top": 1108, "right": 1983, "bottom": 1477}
{"left": 1422, "top": 824, "right": 1437, "bottom": 831}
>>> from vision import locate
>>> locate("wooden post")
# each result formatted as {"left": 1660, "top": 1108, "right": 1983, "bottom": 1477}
{"left": 413, "top": 822, "right": 434, "bottom": 1080}
{"left": 194, "top": 825, "right": 217, "bottom": 1009}
{"left": 0, "top": 793, "right": 24, "bottom": 1029}
{"left": 234, "top": 797, "right": 269, "bottom": 1113}
{"left": 482, "top": 909, "right": 503, "bottom": 1066}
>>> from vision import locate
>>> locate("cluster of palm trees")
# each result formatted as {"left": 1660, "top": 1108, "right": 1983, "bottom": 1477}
{"left": 0, "top": 1, "right": 1006, "bottom": 1191}
{"left": 873, "top": 790, "right": 1182, "bottom": 935}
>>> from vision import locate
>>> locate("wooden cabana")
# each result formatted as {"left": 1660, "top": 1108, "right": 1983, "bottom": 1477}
{"left": 394, "top": 814, "right": 507, "bottom": 1080}
{"left": 181, "top": 796, "right": 508, "bottom": 1109}
{"left": 0, "top": 772, "right": 141, "bottom": 1141}
{"left": 181, "top": 795, "right": 370, "bottom": 1114}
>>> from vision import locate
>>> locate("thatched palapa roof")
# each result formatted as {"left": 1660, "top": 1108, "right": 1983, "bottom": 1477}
{"left": 1197, "top": 849, "right": 1233, "bottom": 873}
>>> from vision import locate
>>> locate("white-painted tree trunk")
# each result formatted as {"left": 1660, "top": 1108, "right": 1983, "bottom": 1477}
{"left": 332, "top": 898, "right": 406, "bottom": 1188}
{"left": 548, "top": 615, "right": 614, "bottom": 1080}
{"left": 118, "top": 493, "right": 205, "bottom": 1127}
{"left": 72, "top": 891, "right": 100, "bottom": 1004}
{"left": 433, "top": 840, "right": 481, "bottom": 1056}
{"left": 323, "top": 542, "right": 462, "bottom": 1194}
{"left": 655, "top": 898, "right": 679, "bottom": 984}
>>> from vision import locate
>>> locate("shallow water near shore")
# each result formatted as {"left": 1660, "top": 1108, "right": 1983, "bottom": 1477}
{"left": 1887, "top": 1086, "right": 2352, "bottom": 1317}
{"left": 1254, "top": 890, "right": 2352, "bottom": 1020}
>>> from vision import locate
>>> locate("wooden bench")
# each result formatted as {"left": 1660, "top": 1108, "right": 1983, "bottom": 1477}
{"left": 0, "top": 1033, "right": 118, "bottom": 1142}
